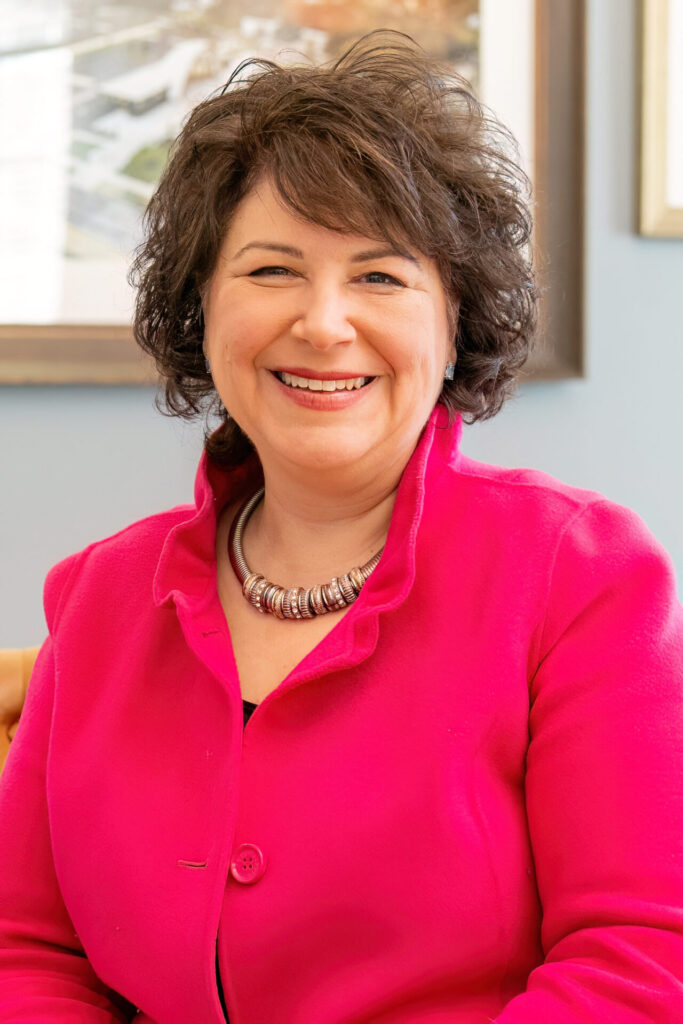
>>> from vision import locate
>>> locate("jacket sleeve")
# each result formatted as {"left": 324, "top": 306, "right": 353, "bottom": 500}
{"left": 0, "top": 555, "right": 136, "bottom": 1022}
{"left": 495, "top": 499, "right": 683, "bottom": 1022}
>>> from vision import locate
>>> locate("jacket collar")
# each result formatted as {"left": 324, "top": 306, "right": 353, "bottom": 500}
{"left": 153, "top": 404, "right": 463, "bottom": 616}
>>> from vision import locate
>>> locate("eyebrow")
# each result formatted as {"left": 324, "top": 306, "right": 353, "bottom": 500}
{"left": 230, "top": 241, "right": 420, "bottom": 265}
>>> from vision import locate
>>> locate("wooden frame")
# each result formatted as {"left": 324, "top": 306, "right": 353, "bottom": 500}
{"left": 0, "top": 1, "right": 585, "bottom": 384}
{"left": 640, "top": 0, "right": 683, "bottom": 235}
{"left": 0, "top": 327, "right": 152, "bottom": 385}
{"left": 530, "top": 0, "right": 585, "bottom": 378}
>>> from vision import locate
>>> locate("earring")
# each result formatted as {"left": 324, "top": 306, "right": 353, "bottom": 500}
{"left": 444, "top": 362, "right": 455, "bottom": 381}
{"left": 204, "top": 357, "right": 211, "bottom": 375}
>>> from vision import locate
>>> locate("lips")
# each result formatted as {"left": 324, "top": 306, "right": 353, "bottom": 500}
{"left": 270, "top": 369, "right": 377, "bottom": 409}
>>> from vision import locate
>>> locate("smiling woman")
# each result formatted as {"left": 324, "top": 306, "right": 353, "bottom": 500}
{"left": 1, "top": 30, "right": 682, "bottom": 1024}
{"left": 200, "top": 176, "right": 453, "bottom": 479}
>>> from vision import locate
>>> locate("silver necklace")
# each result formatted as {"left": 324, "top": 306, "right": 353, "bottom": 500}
{"left": 228, "top": 487, "right": 383, "bottom": 620}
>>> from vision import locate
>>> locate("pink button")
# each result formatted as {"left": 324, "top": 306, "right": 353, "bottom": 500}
{"left": 230, "top": 843, "right": 267, "bottom": 885}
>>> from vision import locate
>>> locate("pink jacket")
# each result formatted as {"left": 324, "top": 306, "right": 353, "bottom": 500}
{"left": 1, "top": 406, "right": 682, "bottom": 1023}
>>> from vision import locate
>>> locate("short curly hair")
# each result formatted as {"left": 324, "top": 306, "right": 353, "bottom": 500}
{"left": 130, "top": 31, "right": 536, "bottom": 466}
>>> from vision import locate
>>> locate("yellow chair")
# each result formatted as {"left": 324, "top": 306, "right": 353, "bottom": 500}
{"left": 0, "top": 647, "right": 40, "bottom": 777}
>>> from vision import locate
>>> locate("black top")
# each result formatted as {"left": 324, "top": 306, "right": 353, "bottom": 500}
{"left": 216, "top": 697, "right": 259, "bottom": 1021}
{"left": 242, "top": 698, "right": 258, "bottom": 729}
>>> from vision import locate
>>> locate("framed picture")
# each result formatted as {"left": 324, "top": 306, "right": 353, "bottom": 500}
{"left": 0, "top": 0, "right": 584, "bottom": 384}
{"left": 640, "top": 0, "right": 683, "bottom": 236}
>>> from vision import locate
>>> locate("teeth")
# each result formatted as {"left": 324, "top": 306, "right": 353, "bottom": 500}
{"left": 279, "top": 371, "right": 369, "bottom": 391}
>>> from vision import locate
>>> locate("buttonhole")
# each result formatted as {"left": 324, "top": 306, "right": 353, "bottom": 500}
{"left": 178, "top": 859, "right": 208, "bottom": 869}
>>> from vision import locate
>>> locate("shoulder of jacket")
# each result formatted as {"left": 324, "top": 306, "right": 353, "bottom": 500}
{"left": 452, "top": 452, "right": 607, "bottom": 510}
{"left": 43, "top": 503, "right": 194, "bottom": 633}
{"left": 439, "top": 454, "right": 666, "bottom": 559}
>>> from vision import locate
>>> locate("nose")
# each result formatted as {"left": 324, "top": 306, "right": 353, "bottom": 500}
{"left": 290, "top": 283, "right": 357, "bottom": 350}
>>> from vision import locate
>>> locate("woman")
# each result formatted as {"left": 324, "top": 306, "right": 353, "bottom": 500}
{"left": 1, "top": 33, "right": 682, "bottom": 1024}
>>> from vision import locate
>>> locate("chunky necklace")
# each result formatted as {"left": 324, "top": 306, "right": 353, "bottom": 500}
{"left": 228, "top": 487, "right": 384, "bottom": 620}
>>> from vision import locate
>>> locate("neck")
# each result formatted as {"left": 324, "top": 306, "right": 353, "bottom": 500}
{"left": 240, "top": 448, "right": 412, "bottom": 588}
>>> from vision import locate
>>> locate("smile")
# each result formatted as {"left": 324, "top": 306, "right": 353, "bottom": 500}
{"left": 274, "top": 371, "right": 373, "bottom": 391}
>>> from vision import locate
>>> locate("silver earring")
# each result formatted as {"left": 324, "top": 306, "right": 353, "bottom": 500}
{"left": 444, "top": 362, "right": 455, "bottom": 381}
{"left": 204, "top": 357, "right": 211, "bottom": 375}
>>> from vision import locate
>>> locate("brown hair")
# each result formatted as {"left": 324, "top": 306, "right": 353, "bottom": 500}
{"left": 130, "top": 31, "right": 536, "bottom": 466}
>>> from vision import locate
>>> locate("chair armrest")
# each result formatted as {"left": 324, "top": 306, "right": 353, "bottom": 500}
{"left": 0, "top": 646, "right": 41, "bottom": 776}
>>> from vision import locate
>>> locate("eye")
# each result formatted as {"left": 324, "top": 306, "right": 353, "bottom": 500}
{"left": 360, "top": 271, "right": 405, "bottom": 287}
{"left": 248, "top": 266, "right": 295, "bottom": 277}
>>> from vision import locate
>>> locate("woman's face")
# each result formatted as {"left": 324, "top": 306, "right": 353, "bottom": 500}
{"left": 202, "top": 176, "right": 455, "bottom": 477}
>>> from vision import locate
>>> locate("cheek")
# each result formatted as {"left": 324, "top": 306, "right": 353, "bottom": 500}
{"left": 398, "top": 292, "right": 450, "bottom": 357}
{"left": 207, "top": 293, "right": 292, "bottom": 365}
{"left": 376, "top": 306, "right": 430, "bottom": 366}
{"left": 390, "top": 319, "right": 449, "bottom": 379}
{"left": 204, "top": 282, "right": 250, "bottom": 349}
{"left": 205, "top": 318, "right": 260, "bottom": 371}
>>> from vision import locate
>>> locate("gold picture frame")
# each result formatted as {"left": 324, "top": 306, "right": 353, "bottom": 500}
{"left": 640, "top": 0, "right": 683, "bottom": 235}
{"left": 0, "top": 0, "right": 584, "bottom": 384}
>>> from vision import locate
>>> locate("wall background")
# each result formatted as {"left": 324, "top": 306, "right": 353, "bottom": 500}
{"left": 1, "top": 0, "right": 682, "bottom": 647}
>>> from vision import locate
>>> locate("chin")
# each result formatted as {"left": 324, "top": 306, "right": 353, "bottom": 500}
{"left": 268, "top": 426, "right": 375, "bottom": 473}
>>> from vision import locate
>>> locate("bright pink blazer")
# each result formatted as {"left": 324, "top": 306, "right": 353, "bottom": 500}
{"left": 1, "top": 406, "right": 682, "bottom": 1022}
